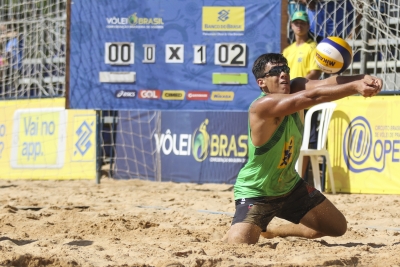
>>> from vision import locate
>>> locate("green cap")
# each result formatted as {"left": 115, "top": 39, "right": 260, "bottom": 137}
{"left": 291, "top": 11, "right": 309, "bottom": 22}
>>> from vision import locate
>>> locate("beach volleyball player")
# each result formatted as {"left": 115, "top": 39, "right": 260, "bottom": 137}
{"left": 223, "top": 53, "right": 382, "bottom": 244}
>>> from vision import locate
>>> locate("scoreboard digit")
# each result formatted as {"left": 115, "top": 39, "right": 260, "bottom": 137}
{"left": 193, "top": 45, "right": 206, "bottom": 64}
{"left": 214, "top": 43, "right": 246, "bottom": 66}
{"left": 105, "top": 42, "right": 134, "bottom": 65}
{"left": 143, "top": 44, "right": 156, "bottom": 63}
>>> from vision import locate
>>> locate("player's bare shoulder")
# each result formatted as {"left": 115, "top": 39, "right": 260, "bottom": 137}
{"left": 250, "top": 95, "right": 283, "bottom": 127}
{"left": 249, "top": 93, "right": 274, "bottom": 116}
{"left": 249, "top": 96, "right": 283, "bottom": 146}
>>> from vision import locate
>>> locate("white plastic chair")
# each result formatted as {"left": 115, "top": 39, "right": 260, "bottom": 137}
{"left": 296, "top": 102, "right": 337, "bottom": 194}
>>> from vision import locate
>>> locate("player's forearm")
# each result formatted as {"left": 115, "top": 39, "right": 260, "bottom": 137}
{"left": 320, "top": 74, "right": 366, "bottom": 86}
{"left": 303, "top": 81, "right": 359, "bottom": 103}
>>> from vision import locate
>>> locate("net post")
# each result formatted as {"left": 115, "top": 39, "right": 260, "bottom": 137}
{"left": 96, "top": 110, "right": 102, "bottom": 184}
{"left": 65, "top": 0, "right": 71, "bottom": 108}
{"left": 360, "top": 2, "right": 370, "bottom": 74}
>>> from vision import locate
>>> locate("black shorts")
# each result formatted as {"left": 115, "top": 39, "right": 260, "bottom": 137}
{"left": 231, "top": 179, "right": 326, "bottom": 231}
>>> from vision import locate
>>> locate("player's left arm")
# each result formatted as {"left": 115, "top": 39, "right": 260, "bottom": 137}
{"left": 290, "top": 74, "right": 383, "bottom": 94}
{"left": 289, "top": 77, "right": 337, "bottom": 94}
{"left": 289, "top": 77, "right": 319, "bottom": 94}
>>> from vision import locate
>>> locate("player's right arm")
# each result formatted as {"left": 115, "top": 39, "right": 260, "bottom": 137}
{"left": 290, "top": 74, "right": 382, "bottom": 94}
{"left": 254, "top": 77, "right": 381, "bottom": 119}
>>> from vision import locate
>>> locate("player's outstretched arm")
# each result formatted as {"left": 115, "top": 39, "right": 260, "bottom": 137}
{"left": 304, "top": 75, "right": 382, "bottom": 99}
{"left": 254, "top": 76, "right": 382, "bottom": 118}
{"left": 318, "top": 74, "right": 383, "bottom": 89}
{"left": 292, "top": 74, "right": 383, "bottom": 92}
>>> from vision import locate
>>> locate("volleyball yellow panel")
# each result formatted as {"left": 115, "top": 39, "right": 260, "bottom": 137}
{"left": 328, "top": 36, "right": 352, "bottom": 53}
{"left": 327, "top": 96, "right": 400, "bottom": 194}
{"left": 0, "top": 98, "right": 96, "bottom": 180}
{"left": 315, "top": 47, "right": 344, "bottom": 69}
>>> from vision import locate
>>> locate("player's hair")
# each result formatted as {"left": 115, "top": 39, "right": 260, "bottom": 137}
{"left": 252, "top": 53, "right": 288, "bottom": 80}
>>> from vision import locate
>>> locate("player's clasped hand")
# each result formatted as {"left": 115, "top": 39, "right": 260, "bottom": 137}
{"left": 357, "top": 75, "right": 383, "bottom": 97}
{"left": 373, "top": 78, "right": 383, "bottom": 93}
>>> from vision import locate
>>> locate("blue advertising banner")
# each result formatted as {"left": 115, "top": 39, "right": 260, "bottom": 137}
{"left": 69, "top": 0, "right": 281, "bottom": 110}
{"left": 114, "top": 110, "right": 248, "bottom": 183}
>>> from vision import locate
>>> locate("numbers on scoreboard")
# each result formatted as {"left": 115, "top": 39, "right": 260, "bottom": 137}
{"left": 105, "top": 42, "right": 134, "bottom": 65}
{"left": 104, "top": 42, "right": 247, "bottom": 66}
{"left": 214, "top": 43, "right": 246, "bottom": 66}
{"left": 143, "top": 44, "right": 155, "bottom": 63}
{"left": 193, "top": 45, "right": 206, "bottom": 64}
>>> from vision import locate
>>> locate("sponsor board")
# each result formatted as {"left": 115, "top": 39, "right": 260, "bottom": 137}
{"left": 114, "top": 111, "right": 248, "bottom": 183}
{"left": 211, "top": 91, "right": 234, "bottom": 101}
{"left": 11, "top": 108, "right": 67, "bottom": 168}
{"left": 202, "top": 7, "right": 245, "bottom": 32}
{"left": 0, "top": 99, "right": 96, "bottom": 180}
{"left": 70, "top": 0, "right": 281, "bottom": 110}
{"left": 115, "top": 90, "right": 137, "bottom": 98}
{"left": 328, "top": 96, "right": 400, "bottom": 194}
{"left": 106, "top": 13, "right": 164, "bottom": 29}
{"left": 139, "top": 90, "right": 161, "bottom": 99}
{"left": 187, "top": 91, "right": 210, "bottom": 100}
{"left": 154, "top": 118, "right": 247, "bottom": 162}
{"left": 162, "top": 90, "right": 185, "bottom": 100}
{"left": 72, "top": 116, "right": 96, "bottom": 162}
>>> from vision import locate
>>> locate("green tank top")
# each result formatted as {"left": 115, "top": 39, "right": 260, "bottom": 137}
{"left": 234, "top": 94, "right": 303, "bottom": 199}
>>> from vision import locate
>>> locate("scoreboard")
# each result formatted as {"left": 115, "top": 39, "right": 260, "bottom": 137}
{"left": 69, "top": 0, "right": 282, "bottom": 110}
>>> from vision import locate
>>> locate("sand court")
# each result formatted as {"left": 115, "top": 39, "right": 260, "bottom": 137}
{"left": 0, "top": 178, "right": 400, "bottom": 266}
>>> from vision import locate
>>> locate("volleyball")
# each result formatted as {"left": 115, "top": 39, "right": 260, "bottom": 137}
{"left": 315, "top": 37, "right": 353, "bottom": 74}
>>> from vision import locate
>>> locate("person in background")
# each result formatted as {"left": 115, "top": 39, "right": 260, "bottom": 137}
{"left": 0, "top": 22, "right": 23, "bottom": 94}
{"left": 307, "top": 0, "right": 355, "bottom": 41}
{"left": 287, "top": 0, "right": 314, "bottom": 43}
{"left": 283, "top": 11, "right": 322, "bottom": 180}
{"left": 223, "top": 53, "right": 382, "bottom": 244}
{"left": 0, "top": 23, "right": 10, "bottom": 92}
{"left": 283, "top": 11, "right": 321, "bottom": 80}
{"left": 4, "top": 23, "right": 23, "bottom": 74}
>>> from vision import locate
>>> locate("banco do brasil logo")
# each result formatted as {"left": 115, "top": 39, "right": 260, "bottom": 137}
{"left": 218, "top": 10, "right": 229, "bottom": 22}
{"left": 343, "top": 116, "right": 385, "bottom": 173}
{"left": 192, "top": 119, "right": 210, "bottom": 162}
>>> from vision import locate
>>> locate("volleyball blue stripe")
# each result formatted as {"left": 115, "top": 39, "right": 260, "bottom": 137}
{"left": 324, "top": 38, "right": 352, "bottom": 73}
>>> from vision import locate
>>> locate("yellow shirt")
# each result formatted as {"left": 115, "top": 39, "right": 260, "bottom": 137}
{"left": 282, "top": 39, "right": 320, "bottom": 79}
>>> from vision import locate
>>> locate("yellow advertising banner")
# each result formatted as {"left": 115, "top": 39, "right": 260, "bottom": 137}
{"left": 328, "top": 96, "right": 400, "bottom": 194}
{"left": 0, "top": 98, "right": 96, "bottom": 180}
{"left": 202, "top": 6, "right": 245, "bottom": 31}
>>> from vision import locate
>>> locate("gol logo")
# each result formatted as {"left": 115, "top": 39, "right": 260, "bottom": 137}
{"left": 162, "top": 90, "right": 185, "bottom": 100}
{"left": 139, "top": 90, "right": 161, "bottom": 99}
{"left": 187, "top": 91, "right": 209, "bottom": 100}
